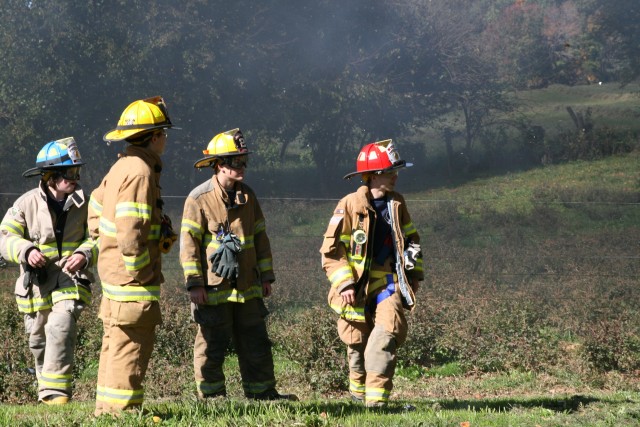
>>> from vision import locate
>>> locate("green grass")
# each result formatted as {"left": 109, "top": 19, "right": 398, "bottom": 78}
{"left": 2, "top": 390, "right": 640, "bottom": 426}
{"left": 515, "top": 82, "right": 640, "bottom": 131}
{"left": 413, "top": 82, "right": 640, "bottom": 171}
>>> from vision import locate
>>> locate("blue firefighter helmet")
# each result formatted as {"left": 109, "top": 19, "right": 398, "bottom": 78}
{"left": 23, "top": 137, "right": 85, "bottom": 178}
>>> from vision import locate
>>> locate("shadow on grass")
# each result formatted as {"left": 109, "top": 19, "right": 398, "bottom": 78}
{"left": 142, "top": 394, "right": 639, "bottom": 423}
{"left": 437, "top": 394, "right": 601, "bottom": 413}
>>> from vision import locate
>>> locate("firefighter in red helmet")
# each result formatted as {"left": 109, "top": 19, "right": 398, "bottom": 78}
{"left": 320, "top": 139, "right": 424, "bottom": 407}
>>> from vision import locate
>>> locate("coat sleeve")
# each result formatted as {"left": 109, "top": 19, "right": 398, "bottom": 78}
{"left": 73, "top": 206, "right": 99, "bottom": 269}
{"left": 180, "top": 195, "right": 206, "bottom": 290}
{"left": 398, "top": 194, "right": 425, "bottom": 281}
{"left": 87, "top": 183, "right": 104, "bottom": 242}
{"left": 319, "top": 198, "right": 355, "bottom": 292}
{"left": 253, "top": 198, "right": 275, "bottom": 283}
{"left": 114, "top": 174, "right": 155, "bottom": 284}
{"left": 0, "top": 198, "right": 36, "bottom": 264}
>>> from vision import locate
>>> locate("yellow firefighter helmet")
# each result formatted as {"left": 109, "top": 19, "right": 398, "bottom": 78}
{"left": 193, "top": 128, "right": 251, "bottom": 169}
{"left": 103, "top": 96, "right": 175, "bottom": 142}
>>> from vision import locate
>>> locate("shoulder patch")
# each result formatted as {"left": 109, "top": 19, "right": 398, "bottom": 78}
{"left": 189, "top": 179, "right": 215, "bottom": 199}
{"left": 10, "top": 207, "right": 22, "bottom": 218}
{"left": 329, "top": 215, "right": 342, "bottom": 226}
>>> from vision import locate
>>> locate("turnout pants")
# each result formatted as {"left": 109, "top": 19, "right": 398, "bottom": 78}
{"left": 24, "top": 299, "right": 85, "bottom": 401}
{"left": 192, "top": 298, "right": 276, "bottom": 398}
{"left": 338, "top": 281, "right": 408, "bottom": 406}
{"left": 94, "top": 298, "right": 162, "bottom": 416}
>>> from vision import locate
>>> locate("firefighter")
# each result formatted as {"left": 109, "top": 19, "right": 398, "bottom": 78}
{"left": 319, "top": 139, "right": 424, "bottom": 408}
{"left": 88, "top": 96, "right": 177, "bottom": 416}
{"left": 180, "top": 128, "right": 295, "bottom": 400}
{"left": 0, "top": 138, "right": 96, "bottom": 405}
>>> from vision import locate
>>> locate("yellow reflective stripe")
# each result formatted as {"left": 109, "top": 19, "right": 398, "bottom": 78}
{"left": 39, "top": 242, "right": 58, "bottom": 257}
{"left": 255, "top": 219, "right": 266, "bottom": 234}
{"left": 77, "top": 238, "right": 98, "bottom": 260}
{"left": 16, "top": 295, "right": 53, "bottom": 313}
{"left": 181, "top": 219, "right": 204, "bottom": 239}
{"left": 149, "top": 225, "right": 161, "bottom": 240}
{"left": 196, "top": 380, "right": 225, "bottom": 395}
{"left": 89, "top": 196, "right": 103, "bottom": 215}
{"left": 329, "top": 303, "right": 365, "bottom": 321}
{"left": 39, "top": 372, "right": 72, "bottom": 389}
{"left": 205, "top": 236, "right": 220, "bottom": 252}
{"left": 52, "top": 285, "right": 91, "bottom": 305}
{"left": 61, "top": 241, "right": 83, "bottom": 252}
{"left": 115, "top": 202, "right": 151, "bottom": 220}
{"left": 96, "top": 385, "right": 144, "bottom": 406}
{"left": 101, "top": 283, "right": 160, "bottom": 302}
{"left": 99, "top": 217, "right": 116, "bottom": 237}
{"left": 257, "top": 257, "right": 272, "bottom": 273}
{"left": 340, "top": 234, "right": 350, "bottom": 245}
{"left": 403, "top": 221, "right": 417, "bottom": 237}
{"left": 243, "top": 379, "right": 276, "bottom": 394}
{"left": 366, "top": 387, "right": 390, "bottom": 402}
{"left": 329, "top": 265, "right": 353, "bottom": 288}
{"left": 3, "top": 235, "right": 23, "bottom": 263}
{"left": 122, "top": 249, "right": 150, "bottom": 272}
{"left": 242, "top": 235, "right": 254, "bottom": 250}
{"left": 182, "top": 261, "right": 202, "bottom": 277}
{"left": 1, "top": 219, "right": 24, "bottom": 235}
{"left": 367, "top": 270, "right": 397, "bottom": 293}
{"left": 202, "top": 286, "right": 262, "bottom": 306}
{"left": 349, "top": 378, "right": 365, "bottom": 394}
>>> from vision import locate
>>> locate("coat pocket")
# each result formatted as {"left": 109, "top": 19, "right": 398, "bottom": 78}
{"left": 337, "top": 318, "right": 369, "bottom": 345}
{"left": 320, "top": 218, "right": 343, "bottom": 255}
{"left": 192, "top": 303, "right": 222, "bottom": 327}
{"left": 111, "top": 300, "right": 162, "bottom": 327}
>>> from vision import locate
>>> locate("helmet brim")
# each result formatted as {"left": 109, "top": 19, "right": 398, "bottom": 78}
{"left": 343, "top": 161, "right": 412, "bottom": 180}
{"left": 103, "top": 124, "right": 176, "bottom": 142}
{"left": 193, "top": 151, "right": 252, "bottom": 169}
{"left": 22, "top": 162, "right": 85, "bottom": 178}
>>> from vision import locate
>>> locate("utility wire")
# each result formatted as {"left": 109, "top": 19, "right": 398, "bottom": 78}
{"left": 2, "top": 192, "right": 638, "bottom": 205}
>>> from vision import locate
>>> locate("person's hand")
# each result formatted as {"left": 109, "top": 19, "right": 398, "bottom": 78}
{"left": 189, "top": 287, "right": 208, "bottom": 305}
{"left": 27, "top": 249, "right": 46, "bottom": 269}
{"left": 340, "top": 287, "right": 356, "bottom": 305}
{"left": 262, "top": 281, "right": 272, "bottom": 298}
{"left": 64, "top": 253, "right": 86, "bottom": 273}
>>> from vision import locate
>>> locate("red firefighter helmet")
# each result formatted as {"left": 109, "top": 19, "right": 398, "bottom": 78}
{"left": 343, "top": 139, "right": 412, "bottom": 180}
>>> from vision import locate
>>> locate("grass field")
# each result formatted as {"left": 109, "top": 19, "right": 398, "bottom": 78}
{"left": 0, "top": 131, "right": 638, "bottom": 423}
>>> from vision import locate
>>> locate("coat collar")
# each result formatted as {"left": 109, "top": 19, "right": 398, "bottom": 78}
{"left": 37, "top": 181, "right": 86, "bottom": 210}
{"left": 213, "top": 176, "right": 248, "bottom": 207}
{"left": 125, "top": 144, "right": 163, "bottom": 173}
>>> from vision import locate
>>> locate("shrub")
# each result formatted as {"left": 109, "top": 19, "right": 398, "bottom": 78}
{"left": 268, "top": 307, "right": 346, "bottom": 394}
{"left": 582, "top": 318, "right": 640, "bottom": 372}
{"left": 0, "top": 292, "right": 36, "bottom": 403}
{"left": 434, "top": 296, "right": 562, "bottom": 372}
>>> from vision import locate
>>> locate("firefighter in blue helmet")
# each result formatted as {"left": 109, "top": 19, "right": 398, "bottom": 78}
{"left": 0, "top": 138, "right": 97, "bottom": 405}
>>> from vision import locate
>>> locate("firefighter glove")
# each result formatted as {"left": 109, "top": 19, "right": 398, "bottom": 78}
{"left": 22, "top": 268, "right": 33, "bottom": 290}
{"left": 22, "top": 264, "right": 47, "bottom": 289}
{"left": 159, "top": 214, "right": 178, "bottom": 254}
{"left": 404, "top": 242, "right": 421, "bottom": 271}
{"left": 209, "top": 232, "right": 242, "bottom": 280}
